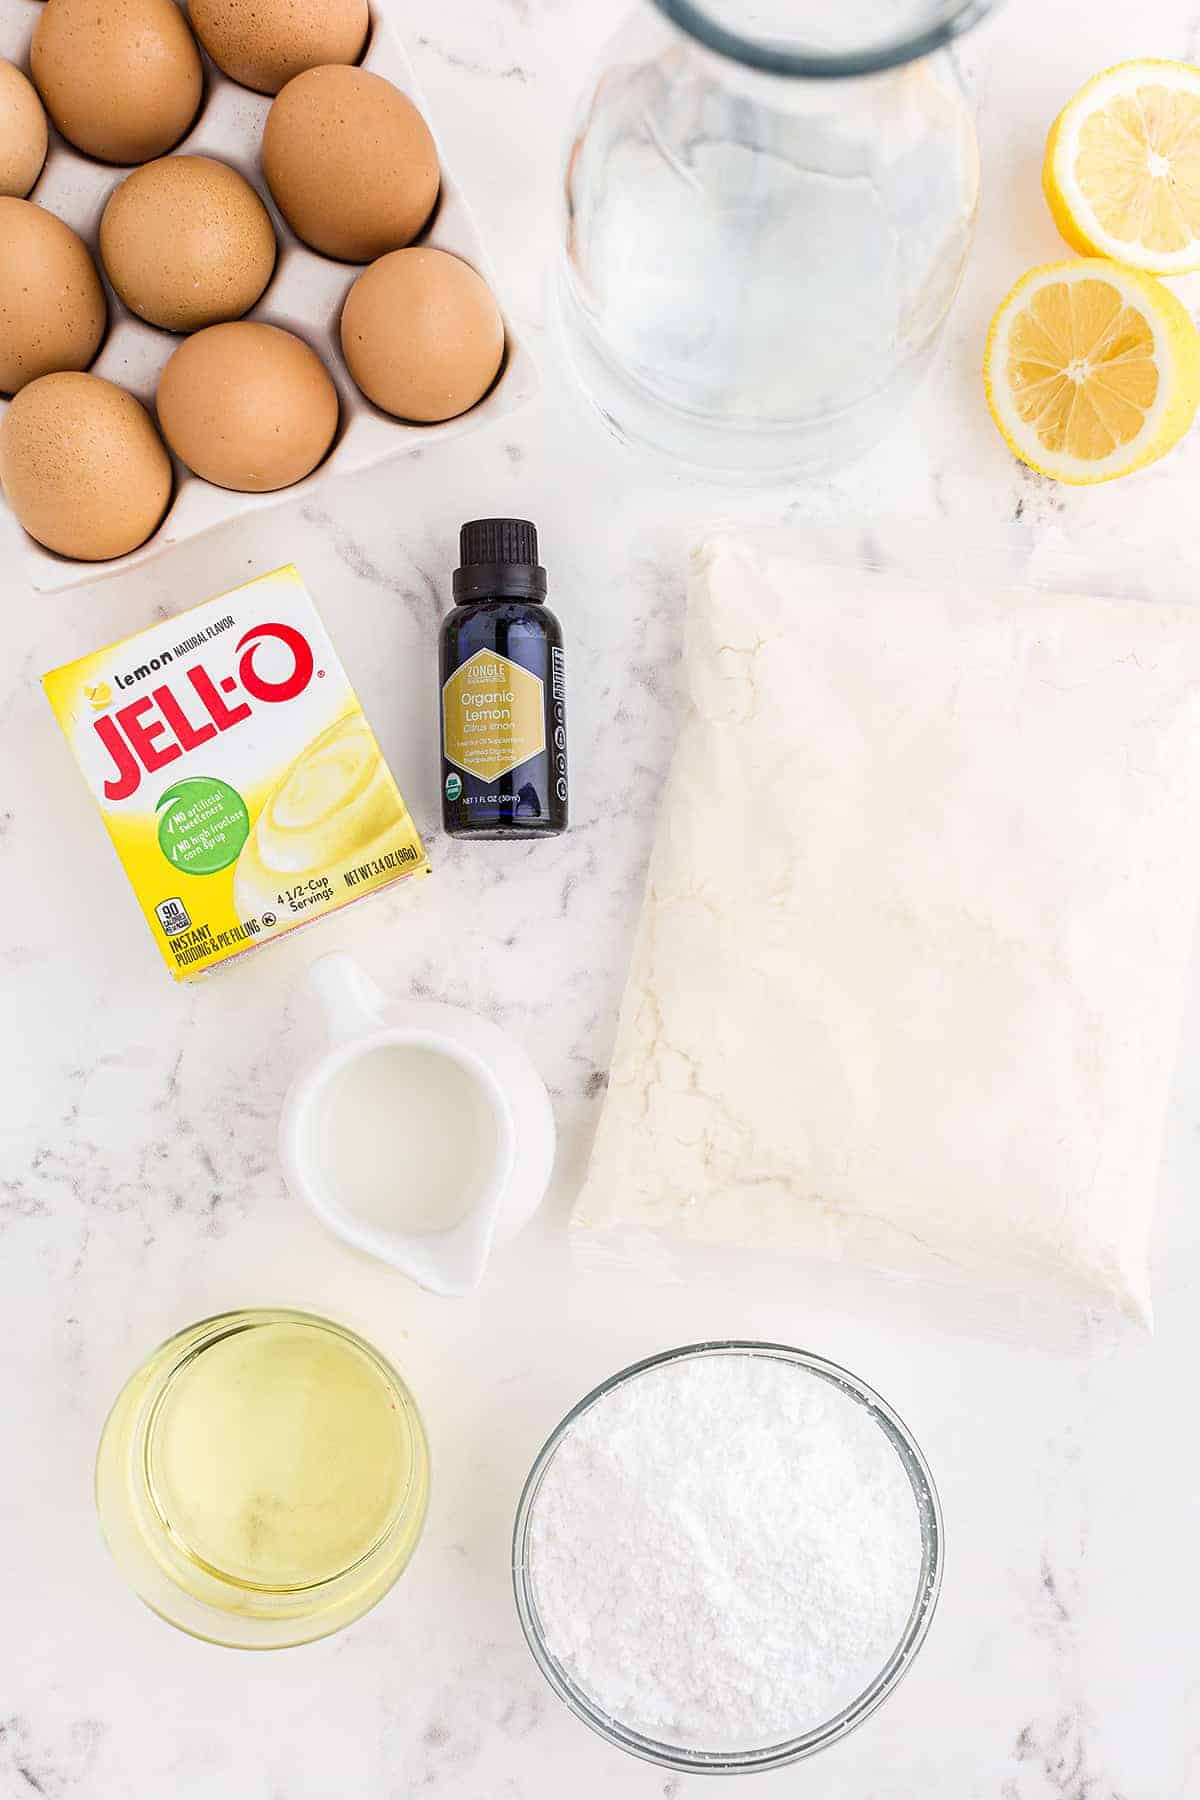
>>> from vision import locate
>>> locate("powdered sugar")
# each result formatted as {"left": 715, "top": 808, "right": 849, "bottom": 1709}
{"left": 527, "top": 1351, "right": 925, "bottom": 1752}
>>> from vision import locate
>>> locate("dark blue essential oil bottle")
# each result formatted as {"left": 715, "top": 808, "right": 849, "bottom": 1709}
{"left": 439, "top": 519, "right": 568, "bottom": 841}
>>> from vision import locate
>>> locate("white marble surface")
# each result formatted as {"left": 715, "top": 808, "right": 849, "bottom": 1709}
{"left": 5, "top": 1, "right": 1200, "bottom": 1794}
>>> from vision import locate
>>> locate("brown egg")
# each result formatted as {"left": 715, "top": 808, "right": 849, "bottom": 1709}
{"left": 341, "top": 248, "right": 504, "bottom": 422}
{"left": 0, "top": 198, "right": 106, "bottom": 395}
{"left": 0, "top": 61, "right": 48, "bottom": 198}
{"left": 101, "top": 157, "right": 276, "bottom": 332}
{"left": 157, "top": 321, "right": 338, "bottom": 491}
{"left": 262, "top": 66, "right": 438, "bottom": 263}
{"left": 31, "top": 0, "right": 202, "bottom": 165}
{"left": 188, "top": 0, "right": 369, "bottom": 96}
{"left": 0, "top": 372, "right": 172, "bottom": 559}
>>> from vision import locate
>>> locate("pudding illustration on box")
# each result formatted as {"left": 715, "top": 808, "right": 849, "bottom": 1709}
{"left": 43, "top": 566, "right": 428, "bottom": 979}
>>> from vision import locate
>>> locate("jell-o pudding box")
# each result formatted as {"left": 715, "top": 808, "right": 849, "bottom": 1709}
{"left": 44, "top": 566, "right": 428, "bottom": 979}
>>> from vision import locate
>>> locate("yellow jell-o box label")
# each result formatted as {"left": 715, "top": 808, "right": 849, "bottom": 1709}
{"left": 43, "top": 565, "right": 429, "bottom": 980}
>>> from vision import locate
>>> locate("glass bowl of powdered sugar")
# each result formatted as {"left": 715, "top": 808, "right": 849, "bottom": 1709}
{"left": 512, "top": 1341, "right": 942, "bottom": 1773}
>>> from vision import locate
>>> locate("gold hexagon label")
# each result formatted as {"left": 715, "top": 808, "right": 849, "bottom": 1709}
{"left": 442, "top": 650, "right": 545, "bottom": 783}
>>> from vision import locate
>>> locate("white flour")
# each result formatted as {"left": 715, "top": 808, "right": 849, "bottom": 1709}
{"left": 528, "top": 1353, "right": 924, "bottom": 1751}
{"left": 576, "top": 542, "right": 1200, "bottom": 1329}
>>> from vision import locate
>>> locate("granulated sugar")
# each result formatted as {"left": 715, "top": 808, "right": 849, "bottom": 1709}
{"left": 528, "top": 1352, "right": 924, "bottom": 1751}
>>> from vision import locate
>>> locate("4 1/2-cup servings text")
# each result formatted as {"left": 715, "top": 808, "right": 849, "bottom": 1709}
{"left": 43, "top": 566, "right": 428, "bottom": 979}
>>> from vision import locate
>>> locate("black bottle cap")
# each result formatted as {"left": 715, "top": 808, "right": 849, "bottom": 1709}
{"left": 453, "top": 517, "right": 548, "bottom": 603}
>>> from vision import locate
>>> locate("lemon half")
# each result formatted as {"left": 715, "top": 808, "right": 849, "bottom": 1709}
{"left": 983, "top": 259, "right": 1200, "bottom": 483}
{"left": 1045, "top": 59, "right": 1200, "bottom": 273}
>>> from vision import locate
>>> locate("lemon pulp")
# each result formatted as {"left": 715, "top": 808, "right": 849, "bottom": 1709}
{"left": 145, "top": 1318, "right": 411, "bottom": 1591}
{"left": 983, "top": 259, "right": 1200, "bottom": 483}
{"left": 1006, "top": 275, "right": 1158, "bottom": 458}
{"left": 1045, "top": 60, "right": 1200, "bottom": 273}
{"left": 1075, "top": 86, "right": 1200, "bottom": 255}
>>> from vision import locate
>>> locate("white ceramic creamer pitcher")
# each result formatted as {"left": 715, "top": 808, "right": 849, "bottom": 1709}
{"left": 280, "top": 953, "right": 556, "bottom": 1296}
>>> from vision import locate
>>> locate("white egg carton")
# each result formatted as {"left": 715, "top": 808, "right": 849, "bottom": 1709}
{"left": 0, "top": 0, "right": 538, "bottom": 591}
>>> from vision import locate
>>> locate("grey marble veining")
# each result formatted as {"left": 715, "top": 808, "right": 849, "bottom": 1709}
{"left": 4, "top": 0, "right": 1200, "bottom": 1795}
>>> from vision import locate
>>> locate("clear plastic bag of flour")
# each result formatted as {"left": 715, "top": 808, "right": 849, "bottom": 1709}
{"left": 571, "top": 522, "right": 1200, "bottom": 1349}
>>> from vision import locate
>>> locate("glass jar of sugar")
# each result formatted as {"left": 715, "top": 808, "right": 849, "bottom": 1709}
{"left": 513, "top": 1341, "right": 942, "bottom": 1772}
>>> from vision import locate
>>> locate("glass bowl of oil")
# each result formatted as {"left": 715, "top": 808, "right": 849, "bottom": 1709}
{"left": 95, "top": 1308, "right": 430, "bottom": 1648}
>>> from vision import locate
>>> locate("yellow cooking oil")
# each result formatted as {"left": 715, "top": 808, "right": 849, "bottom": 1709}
{"left": 96, "top": 1310, "right": 429, "bottom": 1648}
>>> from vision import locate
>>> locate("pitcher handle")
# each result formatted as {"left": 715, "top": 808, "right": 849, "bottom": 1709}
{"left": 308, "top": 952, "right": 388, "bottom": 1044}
